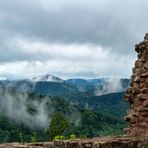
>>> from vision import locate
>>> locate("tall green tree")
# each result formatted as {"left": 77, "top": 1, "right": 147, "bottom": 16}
{"left": 47, "top": 112, "right": 69, "bottom": 141}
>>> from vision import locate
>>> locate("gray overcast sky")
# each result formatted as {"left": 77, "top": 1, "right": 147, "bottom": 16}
{"left": 0, "top": 0, "right": 147, "bottom": 79}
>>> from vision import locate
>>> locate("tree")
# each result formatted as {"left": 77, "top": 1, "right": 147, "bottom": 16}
{"left": 47, "top": 112, "right": 69, "bottom": 141}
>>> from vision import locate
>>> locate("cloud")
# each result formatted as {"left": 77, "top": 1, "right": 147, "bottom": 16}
{"left": 0, "top": 38, "right": 135, "bottom": 79}
{"left": 95, "top": 77, "right": 123, "bottom": 96}
{"left": 0, "top": 0, "right": 147, "bottom": 52}
{"left": 0, "top": 0, "right": 146, "bottom": 78}
{"left": 0, "top": 85, "right": 81, "bottom": 129}
{"left": 0, "top": 86, "right": 51, "bottom": 129}
{"left": 1, "top": 37, "right": 112, "bottom": 62}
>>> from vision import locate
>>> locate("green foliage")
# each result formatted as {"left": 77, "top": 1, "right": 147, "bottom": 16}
{"left": 31, "top": 132, "right": 37, "bottom": 143}
{"left": 47, "top": 112, "right": 70, "bottom": 141}
{"left": 70, "top": 134, "right": 76, "bottom": 140}
{"left": 0, "top": 91, "right": 128, "bottom": 143}
{"left": 19, "top": 132, "right": 24, "bottom": 144}
{"left": 54, "top": 135, "right": 66, "bottom": 140}
{"left": 79, "top": 135, "right": 87, "bottom": 139}
{"left": 0, "top": 115, "right": 48, "bottom": 143}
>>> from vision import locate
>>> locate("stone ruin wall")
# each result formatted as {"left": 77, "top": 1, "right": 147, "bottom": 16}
{"left": 1, "top": 137, "right": 148, "bottom": 148}
{"left": 124, "top": 33, "right": 148, "bottom": 136}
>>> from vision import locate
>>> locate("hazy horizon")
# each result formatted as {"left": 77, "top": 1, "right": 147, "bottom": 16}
{"left": 0, "top": 73, "right": 130, "bottom": 81}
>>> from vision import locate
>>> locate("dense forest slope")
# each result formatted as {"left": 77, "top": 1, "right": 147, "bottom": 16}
{"left": 0, "top": 85, "right": 127, "bottom": 143}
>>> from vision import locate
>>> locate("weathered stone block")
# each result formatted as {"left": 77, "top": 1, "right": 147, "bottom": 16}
{"left": 124, "top": 33, "right": 148, "bottom": 136}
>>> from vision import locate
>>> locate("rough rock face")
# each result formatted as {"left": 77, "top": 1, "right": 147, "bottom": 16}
{"left": 124, "top": 33, "right": 148, "bottom": 136}
{"left": 0, "top": 136, "right": 148, "bottom": 148}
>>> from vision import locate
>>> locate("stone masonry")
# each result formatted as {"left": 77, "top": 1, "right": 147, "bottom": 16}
{"left": 124, "top": 33, "right": 148, "bottom": 136}
{"left": 0, "top": 136, "right": 148, "bottom": 148}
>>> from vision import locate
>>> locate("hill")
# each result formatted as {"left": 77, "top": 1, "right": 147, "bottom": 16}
{"left": 0, "top": 86, "right": 127, "bottom": 143}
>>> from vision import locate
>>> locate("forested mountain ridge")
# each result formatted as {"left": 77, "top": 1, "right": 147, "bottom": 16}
{"left": 0, "top": 75, "right": 130, "bottom": 143}
{"left": 0, "top": 75, "right": 130, "bottom": 96}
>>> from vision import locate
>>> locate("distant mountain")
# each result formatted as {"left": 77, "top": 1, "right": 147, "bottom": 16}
{"left": 0, "top": 74, "right": 130, "bottom": 142}
{"left": 32, "top": 74, "right": 64, "bottom": 83}
{"left": 0, "top": 74, "right": 130, "bottom": 96}
{"left": 32, "top": 81, "right": 78, "bottom": 96}
{"left": 66, "top": 79, "right": 104, "bottom": 92}
{"left": 66, "top": 92, "right": 128, "bottom": 117}
{"left": 66, "top": 78, "right": 105, "bottom": 86}
{"left": 66, "top": 78, "right": 130, "bottom": 93}
{"left": 0, "top": 80, "right": 78, "bottom": 96}
{"left": 0, "top": 74, "right": 75, "bottom": 96}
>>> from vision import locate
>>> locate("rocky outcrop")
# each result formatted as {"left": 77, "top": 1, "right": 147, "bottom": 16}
{"left": 0, "top": 136, "right": 148, "bottom": 148}
{"left": 124, "top": 33, "right": 148, "bottom": 136}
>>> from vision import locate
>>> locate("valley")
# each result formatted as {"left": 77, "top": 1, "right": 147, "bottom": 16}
{"left": 0, "top": 74, "right": 130, "bottom": 143}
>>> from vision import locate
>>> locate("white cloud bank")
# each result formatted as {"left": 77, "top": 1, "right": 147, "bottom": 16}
{"left": 0, "top": 37, "right": 136, "bottom": 79}
{"left": 0, "top": 0, "right": 144, "bottom": 79}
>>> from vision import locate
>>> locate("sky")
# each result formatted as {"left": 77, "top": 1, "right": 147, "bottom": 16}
{"left": 0, "top": 0, "right": 148, "bottom": 79}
